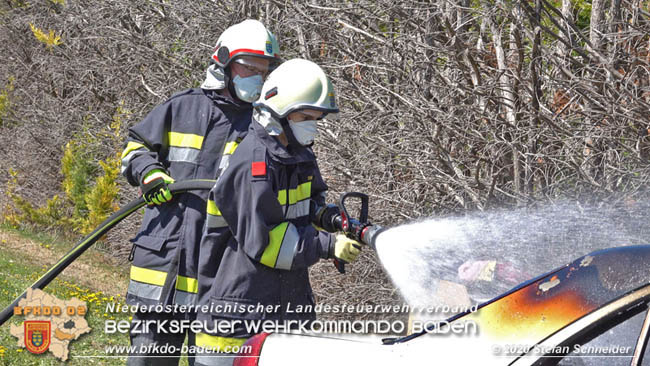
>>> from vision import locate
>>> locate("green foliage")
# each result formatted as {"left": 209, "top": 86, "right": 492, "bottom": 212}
{"left": 2, "top": 104, "right": 127, "bottom": 235}
{"left": 61, "top": 141, "right": 97, "bottom": 218}
{"left": 5, "top": 0, "right": 29, "bottom": 8}
{"left": 29, "top": 23, "right": 63, "bottom": 50}
{"left": 0, "top": 77, "right": 14, "bottom": 127}
{"left": 2, "top": 170, "right": 24, "bottom": 229}
{"left": 573, "top": 0, "right": 592, "bottom": 30}
{"left": 80, "top": 155, "right": 120, "bottom": 234}
{"left": 0, "top": 231, "right": 131, "bottom": 366}
{"left": 3, "top": 170, "right": 69, "bottom": 230}
{"left": 544, "top": 0, "right": 591, "bottom": 31}
{"left": 170, "top": 38, "right": 184, "bottom": 53}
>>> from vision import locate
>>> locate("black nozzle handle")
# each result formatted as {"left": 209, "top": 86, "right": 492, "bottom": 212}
{"left": 333, "top": 258, "right": 346, "bottom": 274}
{"left": 326, "top": 192, "right": 371, "bottom": 274}
{"left": 338, "top": 192, "right": 369, "bottom": 233}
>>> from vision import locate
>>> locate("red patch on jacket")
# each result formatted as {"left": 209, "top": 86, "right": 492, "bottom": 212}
{"left": 251, "top": 161, "right": 266, "bottom": 177}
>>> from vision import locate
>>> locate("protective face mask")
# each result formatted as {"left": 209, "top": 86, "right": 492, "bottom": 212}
{"left": 289, "top": 119, "right": 319, "bottom": 146}
{"left": 253, "top": 108, "right": 283, "bottom": 136}
{"left": 232, "top": 74, "right": 264, "bottom": 103}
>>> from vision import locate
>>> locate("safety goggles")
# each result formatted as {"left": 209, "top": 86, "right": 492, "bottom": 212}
{"left": 233, "top": 57, "right": 273, "bottom": 79}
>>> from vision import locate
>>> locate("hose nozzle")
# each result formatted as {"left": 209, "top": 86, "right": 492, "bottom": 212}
{"left": 360, "top": 224, "right": 386, "bottom": 250}
{"left": 313, "top": 192, "right": 385, "bottom": 248}
{"left": 312, "top": 192, "right": 386, "bottom": 274}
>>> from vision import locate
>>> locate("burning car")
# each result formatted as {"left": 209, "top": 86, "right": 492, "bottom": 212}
{"left": 233, "top": 245, "right": 650, "bottom": 365}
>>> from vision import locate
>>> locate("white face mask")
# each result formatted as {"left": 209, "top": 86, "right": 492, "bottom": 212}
{"left": 232, "top": 74, "right": 263, "bottom": 102}
{"left": 289, "top": 119, "right": 319, "bottom": 146}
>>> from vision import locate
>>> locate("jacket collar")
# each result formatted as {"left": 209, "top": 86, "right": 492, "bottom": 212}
{"left": 252, "top": 120, "right": 316, "bottom": 164}
{"left": 201, "top": 88, "right": 250, "bottom": 110}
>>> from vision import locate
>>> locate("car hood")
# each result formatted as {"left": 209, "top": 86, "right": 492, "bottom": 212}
{"left": 254, "top": 245, "right": 650, "bottom": 365}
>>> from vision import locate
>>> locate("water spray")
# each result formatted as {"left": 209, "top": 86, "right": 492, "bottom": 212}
{"left": 373, "top": 200, "right": 650, "bottom": 308}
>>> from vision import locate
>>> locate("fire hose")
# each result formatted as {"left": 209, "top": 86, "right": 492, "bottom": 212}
{"left": 0, "top": 181, "right": 384, "bottom": 326}
{"left": 0, "top": 179, "right": 216, "bottom": 326}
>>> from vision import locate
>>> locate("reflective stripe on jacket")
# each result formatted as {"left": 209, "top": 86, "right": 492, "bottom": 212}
{"left": 122, "top": 88, "right": 251, "bottom": 307}
{"left": 197, "top": 120, "right": 334, "bottom": 338}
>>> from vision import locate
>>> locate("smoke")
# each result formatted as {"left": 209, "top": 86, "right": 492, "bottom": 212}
{"left": 374, "top": 199, "right": 650, "bottom": 308}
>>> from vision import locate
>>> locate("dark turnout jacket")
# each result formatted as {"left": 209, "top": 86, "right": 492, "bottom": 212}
{"left": 121, "top": 88, "right": 251, "bottom": 307}
{"left": 197, "top": 120, "right": 334, "bottom": 339}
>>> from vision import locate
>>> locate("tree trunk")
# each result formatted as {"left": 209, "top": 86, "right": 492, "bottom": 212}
{"left": 590, "top": 0, "right": 606, "bottom": 52}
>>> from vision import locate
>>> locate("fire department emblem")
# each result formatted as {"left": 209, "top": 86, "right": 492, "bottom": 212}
{"left": 328, "top": 92, "right": 336, "bottom": 108}
{"left": 266, "top": 41, "right": 273, "bottom": 54}
{"left": 24, "top": 320, "right": 51, "bottom": 354}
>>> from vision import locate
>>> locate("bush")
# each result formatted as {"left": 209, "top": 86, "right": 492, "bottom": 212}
{"left": 61, "top": 141, "right": 96, "bottom": 219}
{"left": 80, "top": 155, "right": 120, "bottom": 234}
{"left": 3, "top": 105, "right": 125, "bottom": 235}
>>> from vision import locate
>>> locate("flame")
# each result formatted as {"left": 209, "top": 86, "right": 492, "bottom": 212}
{"left": 471, "top": 282, "right": 594, "bottom": 343}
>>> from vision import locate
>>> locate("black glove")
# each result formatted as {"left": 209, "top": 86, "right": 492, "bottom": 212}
{"left": 312, "top": 203, "right": 340, "bottom": 232}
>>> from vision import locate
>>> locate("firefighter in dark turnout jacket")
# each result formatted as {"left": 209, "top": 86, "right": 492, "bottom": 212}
{"left": 120, "top": 20, "right": 281, "bottom": 366}
{"left": 194, "top": 59, "right": 362, "bottom": 366}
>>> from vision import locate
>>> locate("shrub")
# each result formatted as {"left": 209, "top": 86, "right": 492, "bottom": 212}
{"left": 3, "top": 104, "right": 126, "bottom": 235}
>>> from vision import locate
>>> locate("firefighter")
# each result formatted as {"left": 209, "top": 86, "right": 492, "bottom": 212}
{"left": 194, "top": 59, "right": 361, "bottom": 366}
{"left": 120, "top": 19, "right": 281, "bottom": 366}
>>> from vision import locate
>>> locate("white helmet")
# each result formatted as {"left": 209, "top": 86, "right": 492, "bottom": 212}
{"left": 211, "top": 19, "right": 281, "bottom": 68}
{"left": 254, "top": 58, "right": 339, "bottom": 118}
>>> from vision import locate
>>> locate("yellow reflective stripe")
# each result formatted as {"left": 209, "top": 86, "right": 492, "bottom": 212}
{"left": 277, "top": 182, "right": 312, "bottom": 206}
{"left": 261, "top": 222, "right": 288, "bottom": 267}
{"left": 277, "top": 189, "right": 288, "bottom": 205}
{"left": 288, "top": 189, "right": 298, "bottom": 205}
{"left": 206, "top": 199, "right": 222, "bottom": 216}
{"left": 223, "top": 141, "right": 239, "bottom": 155}
{"left": 168, "top": 132, "right": 204, "bottom": 149}
{"left": 196, "top": 333, "right": 247, "bottom": 351}
{"left": 296, "top": 181, "right": 311, "bottom": 201}
{"left": 121, "top": 141, "right": 146, "bottom": 159}
{"left": 130, "top": 266, "right": 167, "bottom": 286}
{"left": 176, "top": 275, "right": 198, "bottom": 293}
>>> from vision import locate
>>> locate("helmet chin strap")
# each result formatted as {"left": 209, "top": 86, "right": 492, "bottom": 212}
{"left": 279, "top": 117, "right": 310, "bottom": 149}
{"left": 224, "top": 66, "right": 238, "bottom": 101}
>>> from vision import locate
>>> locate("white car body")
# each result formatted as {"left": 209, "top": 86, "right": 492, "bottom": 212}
{"left": 235, "top": 246, "right": 650, "bottom": 366}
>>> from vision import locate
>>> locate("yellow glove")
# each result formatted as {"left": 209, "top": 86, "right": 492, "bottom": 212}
{"left": 141, "top": 170, "right": 175, "bottom": 205}
{"left": 332, "top": 234, "right": 362, "bottom": 263}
